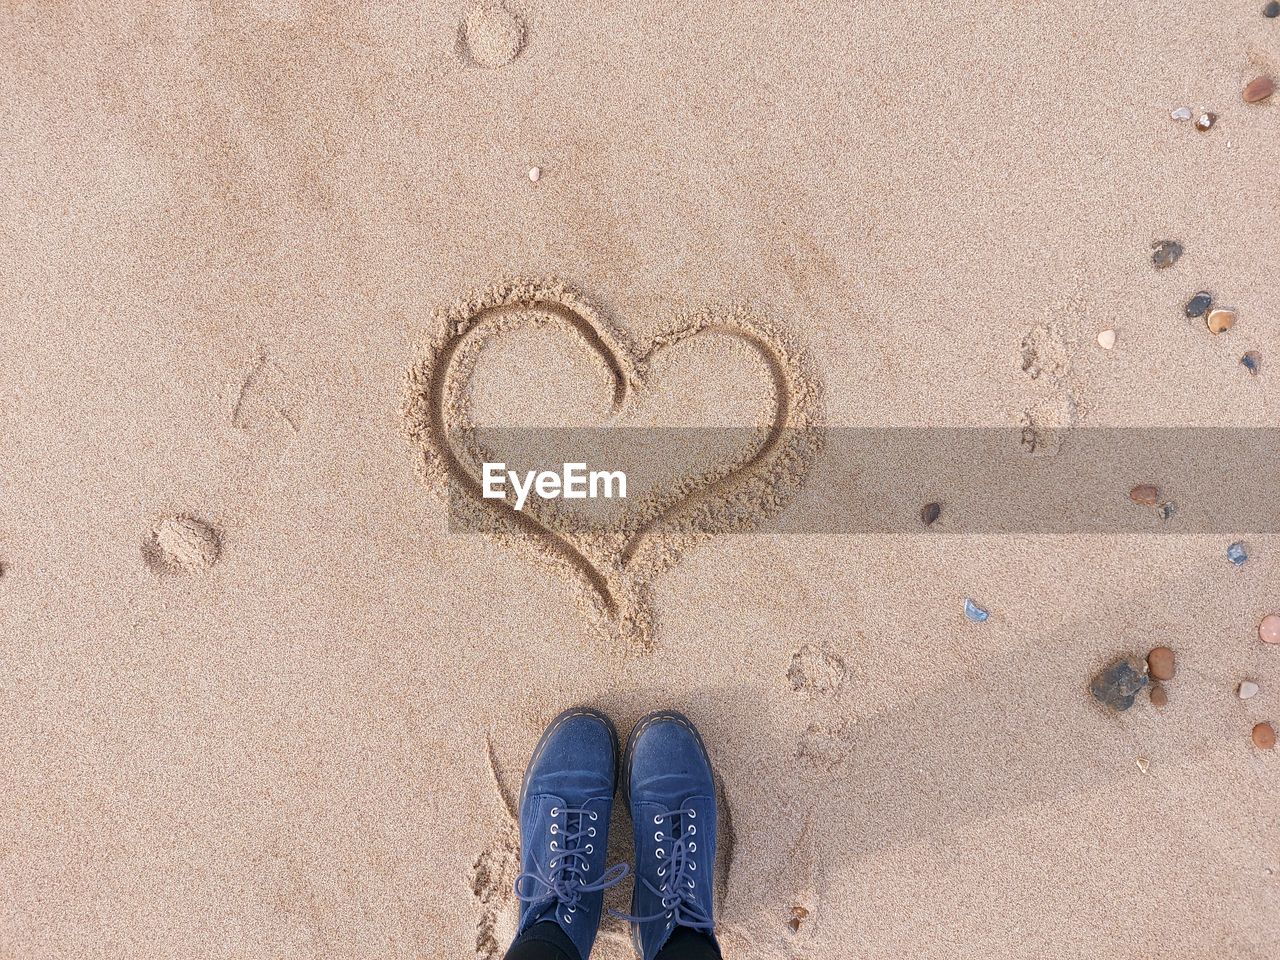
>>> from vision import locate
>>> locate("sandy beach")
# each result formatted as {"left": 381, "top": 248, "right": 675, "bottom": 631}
{"left": 2, "top": 1, "right": 1278, "bottom": 957}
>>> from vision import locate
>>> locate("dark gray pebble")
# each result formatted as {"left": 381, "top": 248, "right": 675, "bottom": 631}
{"left": 1151, "top": 240, "right": 1183, "bottom": 269}
{"left": 1184, "top": 291, "right": 1212, "bottom": 318}
{"left": 1090, "top": 659, "right": 1149, "bottom": 711}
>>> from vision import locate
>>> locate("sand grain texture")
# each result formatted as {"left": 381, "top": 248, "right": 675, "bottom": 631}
{"left": 2, "top": 2, "right": 1278, "bottom": 959}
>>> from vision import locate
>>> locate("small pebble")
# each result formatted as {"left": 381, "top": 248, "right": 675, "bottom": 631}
{"left": 1097, "top": 329, "right": 1117, "bottom": 350}
{"left": 1253, "top": 722, "right": 1276, "bottom": 750}
{"left": 1151, "top": 240, "right": 1183, "bottom": 269}
{"left": 528, "top": 166, "right": 541, "bottom": 182}
{"left": 1147, "top": 646, "right": 1176, "bottom": 681}
{"left": 787, "top": 905, "right": 809, "bottom": 933}
{"left": 1194, "top": 112, "right": 1217, "bottom": 132}
{"left": 1260, "top": 613, "right": 1280, "bottom": 645}
{"left": 1184, "top": 291, "right": 1213, "bottom": 318}
{"left": 963, "top": 599, "right": 989, "bottom": 623}
{"left": 1267, "top": 1, "right": 1280, "bottom": 16}
{"left": 1243, "top": 76, "right": 1275, "bottom": 104}
{"left": 1206, "top": 307, "right": 1236, "bottom": 334}
{"left": 1136, "top": 756, "right": 1151, "bottom": 773}
{"left": 1149, "top": 684, "right": 1169, "bottom": 707}
{"left": 1129, "top": 484, "right": 1160, "bottom": 506}
{"left": 1239, "top": 680, "right": 1260, "bottom": 700}
{"left": 1091, "top": 659, "right": 1149, "bottom": 712}
{"left": 1159, "top": 501, "right": 1177, "bottom": 521}
{"left": 1170, "top": 106, "right": 1193, "bottom": 121}
{"left": 921, "top": 502, "right": 942, "bottom": 527}
{"left": 1227, "top": 541, "right": 1248, "bottom": 565}
{"left": 1241, "top": 351, "right": 1262, "bottom": 376}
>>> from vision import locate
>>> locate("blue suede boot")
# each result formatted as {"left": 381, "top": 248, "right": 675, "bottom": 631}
{"left": 511, "top": 708, "right": 630, "bottom": 960}
{"left": 619, "top": 711, "right": 721, "bottom": 960}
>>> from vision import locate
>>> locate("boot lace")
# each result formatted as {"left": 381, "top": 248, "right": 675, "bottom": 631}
{"left": 612, "top": 805, "right": 713, "bottom": 932}
{"left": 514, "top": 805, "right": 629, "bottom": 924}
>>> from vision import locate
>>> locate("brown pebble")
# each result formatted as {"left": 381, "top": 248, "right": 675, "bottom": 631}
{"left": 921, "top": 502, "right": 942, "bottom": 527}
{"left": 1206, "top": 307, "right": 1236, "bottom": 334}
{"left": 1129, "top": 484, "right": 1160, "bottom": 506}
{"left": 787, "top": 905, "right": 810, "bottom": 933}
{"left": 1147, "top": 647, "right": 1175, "bottom": 681}
{"left": 1253, "top": 722, "right": 1276, "bottom": 750}
{"left": 1149, "top": 683, "right": 1168, "bottom": 707}
{"left": 1194, "top": 112, "right": 1217, "bottom": 131}
{"left": 1243, "top": 75, "right": 1275, "bottom": 104}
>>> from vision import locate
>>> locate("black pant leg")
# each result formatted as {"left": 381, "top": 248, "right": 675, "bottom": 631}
{"left": 654, "top": 926, "right": 721, "bottom": 960}
{"left": 504, "top": 920, "right": 582, "bottom": 960}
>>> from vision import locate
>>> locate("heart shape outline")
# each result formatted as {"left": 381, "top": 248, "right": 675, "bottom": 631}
{"left": 403, "top": 278, "right": 823, "bottom": 647}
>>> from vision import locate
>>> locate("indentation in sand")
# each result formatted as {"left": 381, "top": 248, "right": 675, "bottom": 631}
{"left": 471, "top": 734, "right": 521, "bottom": 959}
{"left": 143, "top": 515, "right": 221, "bottom": 574}
{"left": 461, "top": 1, "right": 526, "bottom": 68}
{"left": 786, "top": 644, "right": 847, "bottom": 697}
{"left": 470, "top": 826, "right": 519, "bottom": 960}
{"left": 231, "top": 354, "right": 301, "bottom": 434}
{"left": 402, "top": 279, "right": 823, "bottom": 648}
{"left": 795, "top": 719, "right": 854, "bottom": 771}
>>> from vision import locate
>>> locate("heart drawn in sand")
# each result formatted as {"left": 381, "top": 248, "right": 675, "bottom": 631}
{"left": 403, "top": 279, "right": 823, "bottom": 648}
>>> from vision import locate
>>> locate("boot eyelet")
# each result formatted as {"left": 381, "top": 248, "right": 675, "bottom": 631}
{"left": 687, "top": 810, "right": 696, "bottom": 819}
{"left": 653, "top": 815, "right": 663, "bottom": 825}
{"left": 654, "top": 831, "right": 662, "bottom": 842}
{"left": 657, "top": 867, "right": 666, "bottom": 877}
{"left": 585, "top": 844, "right": 594, "bottom": 853}
{"left": 688, "top": 842, "right": 697, "bottom": 852}
{"left": 550, "top": 825, "right": 558, "bottom": 834}
{"left": 583, "top": 865, "right": 589, "bottom": 873}
{"left": 589, "top": 812, "right": 598, "bottom": 821}
{"left": 588, "top": 827, "right": 596, "bottom": 837}
{"left": 689, "top": 862, "right": 696, "bottom": 871}
{"left": 688, "top": 826, "right": 696, "bottom": 835}
{"left": 550, "top": 807, "right": 559, "bottom": 816}
{"left": 550, "top": 841, "right": 557, "bottom": 850}
{"left": 655, "top": 848, "right": 665, "bottom": 859}
{"left": 687, "top": 880, "right": 695, "bottom": 889}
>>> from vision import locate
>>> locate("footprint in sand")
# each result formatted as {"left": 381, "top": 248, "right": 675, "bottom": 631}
{"left": 786, "top": 644, "right": 847, "bottom": 698}
{"left": 1017, "top": 318, "right": 1081, "bottom": 457}
{"left": 1019, "top": 323, "right": 1070, "bottom": 382}
{"left": 794, "top": 719, "right": 854, "bottom": 771}
{"left": 142, "top": 515, "right": 221, "bottom": 575}
{"left": 460, "top": 1, "right": 526, "bottom": 68}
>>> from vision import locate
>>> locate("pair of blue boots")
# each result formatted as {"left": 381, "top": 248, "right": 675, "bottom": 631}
{"left": 512, "top": 708, "right": 720, "bottom": 960}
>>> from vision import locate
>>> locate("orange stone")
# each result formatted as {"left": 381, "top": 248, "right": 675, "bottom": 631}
{"left": 1206, "top": 308, "right": 1237, "bottom": 334}
{"left": 1253, "top": 722, "right": 1276, "bottom": 750}
{"left": 1261, "top": 614, "right": 1280, "bottom": 645}
{"left": 1243, "top": 75, "right": 1275, "bottom": 104}
{"left": 1147, "top": 647, "right": 1175, "bottom": 681}
{"left": 1129, "top": 484, "right": 1160, "bottom": 506}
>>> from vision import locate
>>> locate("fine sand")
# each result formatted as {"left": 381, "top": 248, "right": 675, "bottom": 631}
{"left": 2, "top": 2, "right": 1278, "bottom": 959}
